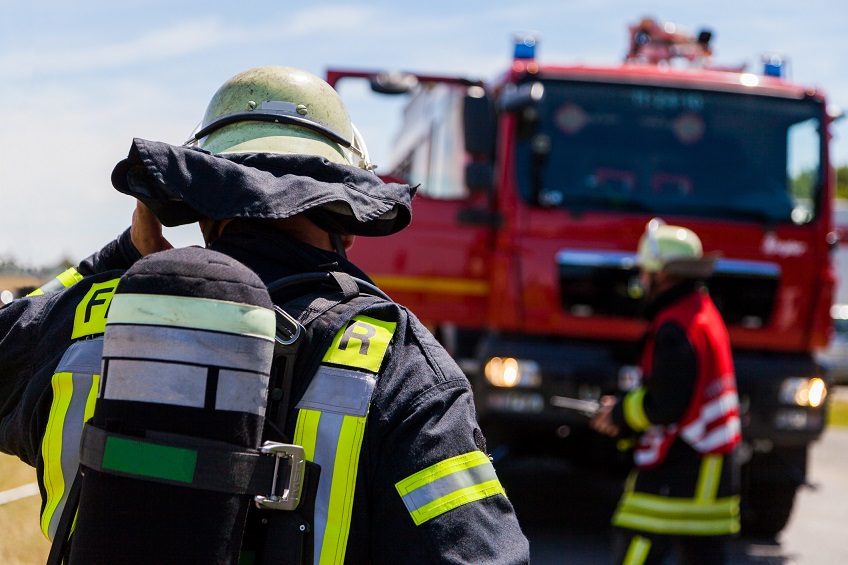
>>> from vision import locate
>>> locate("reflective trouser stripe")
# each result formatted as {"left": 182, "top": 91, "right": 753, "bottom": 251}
{"left": 623, "top": 535, "right": 652, "bottom": 565}
{"left": 27, "top": 267, "right": 84, "bottom": 296}
{"left": 40, "top": 371, "right": 100, "bottom": 540}
{"left": 612, "top": 456, "right": 740, "bottom": 535}
{"left": 294, "top": 407, "right": 368, "bottom": 565}
{"left": 395, "top": 451, "right": 506, "bottom": 526}
{"left": 695, "top": 455, "right": 722, "bottom": 502}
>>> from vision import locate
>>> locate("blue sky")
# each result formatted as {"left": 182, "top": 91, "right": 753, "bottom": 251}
{"left": 1, "top": 0, "right": 847, "bottom": 267}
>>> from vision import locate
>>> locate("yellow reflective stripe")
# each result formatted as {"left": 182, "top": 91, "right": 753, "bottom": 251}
{"left": 397, "top": 451, "right": 490, "bottom": 492}
{"left": 370, "top": 275, "right": 490, "bottom": 296}
{"left": 319, "top": 413, "right": 367, "bottom": 564}
{"left": 623, "top": 535, "right": 651, "bottom": 565}
{"left": 293, "top": 408, "right": 321, "bottom": 462}
{"left": 40, "top": 373, "right": 73, "bottom": 539}
{"left": 72, "top": 279, "right": 120, "bottom": 339}
{"left": 695, "top": 455, "right": 722, "bottom": 503}
{"left": 613, "top": 509, "right": 740, "bottom": 535}
{"left": 618, "top": 491, "right": 739, "bottom": 518}
{"left": 395, "top": 451, "right": 506, "bottom": 526}
{"left": 27, "top": 267, "right": 84, "bottom": 297}
{"left": 613, "top": 491, "right": 740, "bottom": 535}
{"left": 322, "top": 315, "right": 396, "bottom": 373}
{"left": 40, "top": 372, "right": 101, "bottom": 541}
{"left": 623, "top": 387, "right": 651, "bottom": 431}
{"left": 57, "top": 268, "right": 84, "bottom": 288}
{"left": 106, "top": 293, "right": 276, "bottom": 340}
{"left": 84, "top": 374, "right": 101, "bottom": 420}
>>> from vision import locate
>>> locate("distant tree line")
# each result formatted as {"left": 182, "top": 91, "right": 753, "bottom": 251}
{"left": 839, "top": 165, "right": 848, "bottom": 201}
{"left": 791, "top": 165, "right": 848, "bottom": 201}
{"left": 0, "top": 256, "right": 73, "bottom": 278}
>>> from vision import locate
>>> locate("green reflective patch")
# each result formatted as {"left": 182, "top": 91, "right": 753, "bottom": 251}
{"left": 102, "top": 436, "right": 197, "bottom": 483}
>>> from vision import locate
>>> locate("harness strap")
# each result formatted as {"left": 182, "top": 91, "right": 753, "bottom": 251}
{"left": 45, "top": 471, "right": 81, "bottom": 565}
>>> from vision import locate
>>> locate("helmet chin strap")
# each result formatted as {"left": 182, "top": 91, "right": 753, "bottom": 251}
{"left": 202, "top": 219, "right": 223, "bottom": 246}
{"left": 330, "top": 232, "right": 348, "bottom": 260}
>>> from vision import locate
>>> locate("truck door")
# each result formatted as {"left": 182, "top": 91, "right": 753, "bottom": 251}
{"left": 330, "top": 71, "right": 495, "bottom": 328}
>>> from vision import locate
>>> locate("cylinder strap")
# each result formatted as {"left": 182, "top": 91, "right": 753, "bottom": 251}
{"left": 80, "top": 424, "right": 300, "bottom": 498}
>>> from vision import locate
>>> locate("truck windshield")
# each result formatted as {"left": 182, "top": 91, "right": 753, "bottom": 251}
{"left": 514, "top": 80, "right": 824, "bottom": 224}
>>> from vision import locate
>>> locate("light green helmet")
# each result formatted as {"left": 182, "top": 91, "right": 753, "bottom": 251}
{"left": 636, "top": 218, "right": 716, "bottom": 278}
{"left": 188, "top": 66, "right": 373, "bottom": 170}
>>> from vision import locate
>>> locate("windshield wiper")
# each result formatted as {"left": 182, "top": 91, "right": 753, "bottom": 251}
{"left": 542, "top": 191, "right": 652, "bottom": 213}
{"left": 672, "top": 202, "right": 789, "bottom": 225}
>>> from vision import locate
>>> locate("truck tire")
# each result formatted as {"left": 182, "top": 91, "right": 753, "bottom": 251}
{"left": 740, "top": 447, "right": 807, "bottom": 539}
{"left": 742, "top": 478, "right": 798, "bottom": 539}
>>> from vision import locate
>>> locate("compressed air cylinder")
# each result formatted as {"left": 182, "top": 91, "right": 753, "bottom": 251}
{"left": 69, "top": 247, "right": 276, "bottom": 564}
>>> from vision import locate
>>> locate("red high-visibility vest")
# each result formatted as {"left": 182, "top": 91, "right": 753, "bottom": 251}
{"left": 634, "top": 288, "right": 741, "bottom": 469}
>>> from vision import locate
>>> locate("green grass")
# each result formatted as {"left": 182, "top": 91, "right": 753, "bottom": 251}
{"left": 828, "top": 396, "right": 848, "bottom": 427}
{"left": 0, "top": 454, "right": 50, "bottom": 565}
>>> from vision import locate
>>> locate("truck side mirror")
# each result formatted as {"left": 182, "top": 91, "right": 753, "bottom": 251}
{"left": 465, "top": 162, "right": 495, "bottom": 194}
{"left": 464, "top": 90, "right": 497, "bottom": 157}
{"left": 464, "top": 89, "right": 497, "bottom": 194}
{"left": 499, "top": 81, "right": 545, "bottom": 112}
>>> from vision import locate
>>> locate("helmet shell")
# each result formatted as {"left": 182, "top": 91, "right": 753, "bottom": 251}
{"left": 636, "top": 218, "right": 714, "bottom": 277}
{"left": 198, "top": 66, "right": 355, "bottom": 165}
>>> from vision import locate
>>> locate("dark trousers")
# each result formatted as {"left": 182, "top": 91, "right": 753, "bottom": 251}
{"left": 612, "top": 528, "right": 729, "bottom": 565}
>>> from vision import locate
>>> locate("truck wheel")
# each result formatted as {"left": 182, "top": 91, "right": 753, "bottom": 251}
{"left": 740, "top": 447, "right": 807, "bottom": 539}
{"left": 741, "top": 479, "right": 798, "bottom": 539}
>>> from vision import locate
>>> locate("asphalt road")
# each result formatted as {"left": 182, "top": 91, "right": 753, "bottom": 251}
{"left": 498, "top": 426, "right": 848, "bottom": 564}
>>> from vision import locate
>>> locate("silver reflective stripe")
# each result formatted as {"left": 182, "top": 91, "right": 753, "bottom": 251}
{"left": 296, "top": 366, "right": 376, "bottom": 417}
{"left": 56, "top": 337, "right": 104, "bottom": 375}
{"left": 399, "top": 461, "right": 499, "bottom": 515}
{"left": 106, "top": 293, "right": 276, "bottom": 340}
{"left": 102, "top": 360, "right": 207, "bottom": 407}
{"left": 310, "top": 411, "right": 346, "bottom": 558}
{"left": 103, "top": 325, "right": 274, "bottom": 372}
{"left": 217, "top": 369, "right": 269, "bottom": 415}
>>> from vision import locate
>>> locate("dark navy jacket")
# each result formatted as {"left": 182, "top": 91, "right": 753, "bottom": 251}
{"left": 0, "top": 223, "right": 530, "bottom": 564}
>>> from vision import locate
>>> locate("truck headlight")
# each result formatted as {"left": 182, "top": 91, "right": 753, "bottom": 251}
{"left": 779, "top": 377, "right": 827, "bottom": 408}
{"left": 483, "top": 357, "right": 542, "bottom": 388}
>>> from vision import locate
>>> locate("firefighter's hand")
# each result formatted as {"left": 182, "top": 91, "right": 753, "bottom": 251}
{"left": 590, "top": 395, "right": 620, "bottom": 437}
{"left": 131, "top": 201, "right": 173, "bottom": 256}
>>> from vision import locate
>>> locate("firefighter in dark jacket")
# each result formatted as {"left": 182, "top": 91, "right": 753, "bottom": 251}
{"left": 0, "top": 66, "right": 530, "bottom": 564}
{"left": 591, "top": 218, "right": 741, "bottom": 565}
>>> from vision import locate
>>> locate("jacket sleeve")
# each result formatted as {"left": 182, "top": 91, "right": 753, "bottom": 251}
{"left": 76, "top": 228, "right": 141, "bottom": 276}
{"left": 0, "top": 296, "right": 41, "bottom": 456}
{"left": 362, "top": 310, "right": 530, "bottom": 564}
{"left": 25, "top": 229, "right": 139, "bottom": 298}
{"left": 1, "top": 255, "right": 127, "bottom": 464}
{"left": 612, "top": 321, "right": 697, "bottom": 434}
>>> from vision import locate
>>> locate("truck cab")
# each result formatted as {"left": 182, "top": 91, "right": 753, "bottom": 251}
{"left": 328, "top": 19, "right": 839, "bottom": 536}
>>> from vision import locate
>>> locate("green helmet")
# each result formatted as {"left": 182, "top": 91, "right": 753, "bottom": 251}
{"left": 189, "top": 66, "right": 372, "bottom": 169}
{"left": 636, "top": 218, "right": 716, "bottom": 278}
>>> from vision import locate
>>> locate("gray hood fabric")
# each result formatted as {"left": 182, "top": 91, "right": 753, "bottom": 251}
{"left": 111, "top": 138, "right": 415, "bottom": 236}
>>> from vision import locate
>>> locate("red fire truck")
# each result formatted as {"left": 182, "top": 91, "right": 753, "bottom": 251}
{"left": 328, "top": 18, "right": 840, "bottom": 536}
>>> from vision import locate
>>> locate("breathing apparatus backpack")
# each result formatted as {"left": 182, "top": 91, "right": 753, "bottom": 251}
{"left": 47, "top": 246, "right": 390, "bottom": 565}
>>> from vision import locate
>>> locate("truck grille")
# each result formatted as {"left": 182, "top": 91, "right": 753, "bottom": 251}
{"left": 557, "top": 250, "right": 780, "bottom": 327}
